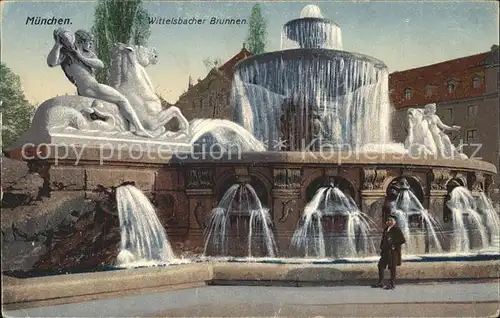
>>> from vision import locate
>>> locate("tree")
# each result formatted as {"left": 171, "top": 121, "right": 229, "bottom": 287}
{"left": 203, "top": 57, "right": 223, "bottom": 72}
{"left": 246, "top": 4, "right": 267, "bottom": 55}
{"left": 91, "top": 0, "right": 152, "bottom": 84}
{"left": 0, "top": 63, "right": 35, "bottom": 148}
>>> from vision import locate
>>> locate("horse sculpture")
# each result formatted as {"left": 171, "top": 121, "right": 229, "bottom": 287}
{"left": 109, "top": 43, "right": 189, "bottom": 136}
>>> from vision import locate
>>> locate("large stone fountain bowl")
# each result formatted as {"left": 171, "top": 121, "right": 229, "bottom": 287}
{"left": 233, "top": 49, "right": 388, "bottom": 100}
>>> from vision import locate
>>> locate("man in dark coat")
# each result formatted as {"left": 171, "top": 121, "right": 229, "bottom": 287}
{"left": 371, "top": 214, "right": 406, "bottom": 290}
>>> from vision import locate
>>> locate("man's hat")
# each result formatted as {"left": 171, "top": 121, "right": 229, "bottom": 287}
{"left": 387, "top": 214, "right": 397, "bottom": 220}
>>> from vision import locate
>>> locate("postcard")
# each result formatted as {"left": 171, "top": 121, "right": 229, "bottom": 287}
{"left": 1, "top": 1, "right": 499, "bottom": 317}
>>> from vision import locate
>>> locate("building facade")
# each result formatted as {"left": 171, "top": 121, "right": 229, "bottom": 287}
{"left": 389, "top": 45, "right": 500, "bottom": 202}
{"left": 175, "top": 46, "right": 252, "bottom": 121}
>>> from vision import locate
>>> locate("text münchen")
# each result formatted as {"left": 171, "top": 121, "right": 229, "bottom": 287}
{"left": 26, "top": 17, "right": 72, "bottom": 25}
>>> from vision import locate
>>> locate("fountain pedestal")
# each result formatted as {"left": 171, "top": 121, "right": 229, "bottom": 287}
{"left": 272, "top": 188, "right": 301, "bottom": 256}
{"left": 361, "top": 189, "right": 386, "bottom": 224}
{"left": 430, "top": 189, "right": 452, "bottom": 251}
{"left": 279, "top": 101, "right": 319, "bottom": 151}
{"left": 429, "top": 190, "right": 447, "bottom": 223}
{"left": 185, "top": 188, "right": 213, "bottom": 235}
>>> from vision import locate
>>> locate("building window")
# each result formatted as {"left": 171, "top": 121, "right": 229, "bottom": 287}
{"left": 446, "top": 107, "right": 453, "bottom": 120}
{"left": 467, "top": 105, "right": 478, "bottom": 118}
{"left": 227, "top": 94, "right": 231, "bottom": 105}
{"left": 472, "top": 76, "right": 481, "bottom": 89}
{"left": 466, "top": 129, "right": 477, "bottom": 141}
{"left": 425, "top": 86, "right": 433, "bottom": 98}
{"left": 447, "top": 80, "right": 456, "bottom": 93}
{"left": 199, "top": 99, "right": 203, "bottom": 109}
{"left": 404, "top": 88, "right": 412, "bottom": 100}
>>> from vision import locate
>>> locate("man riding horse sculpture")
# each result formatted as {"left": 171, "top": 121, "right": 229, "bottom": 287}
{"left": 14, "top": 28, "right": 189, "bottom": 147}
{"left": 48, "top": 28, "right": 157, "bottom": 137}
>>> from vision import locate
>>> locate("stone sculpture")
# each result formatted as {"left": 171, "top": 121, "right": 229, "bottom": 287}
{"left": 9, "top": 28, "right": 192, "bottom": 151}
{"left": 404, "top": 103, "right": 467, "bottom": 159}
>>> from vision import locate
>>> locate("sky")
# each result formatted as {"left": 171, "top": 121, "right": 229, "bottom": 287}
{"left": 1, "top": 0, "right": 498, "bottom": 105}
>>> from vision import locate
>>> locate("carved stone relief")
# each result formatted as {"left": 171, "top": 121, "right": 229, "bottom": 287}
{"left": 193, "top": 200, "right": 206, "bottom": 229}
{"left": 273, "top": 168, "right": 287, "bottom": 189}
{"left": 186, "top": 168, "right": 213, "bottom": 189}
{"left": 361, "top": 168, "right": 387, "bottom": 190}
{"left": 428, "top": 168, "right": 451, "bottom": 191}
{"left": 273, "top": 168, "right": 301, "bottom": 189}
{"left": 287, "top": 169, "right": 301, "bottom": 188}
{"left": 278, "top": 199, "right": 297, "bottom": 223}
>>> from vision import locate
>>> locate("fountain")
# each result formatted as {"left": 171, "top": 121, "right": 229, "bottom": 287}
{"left": 476, "top": 192, "right": 500, "bottom": 249}
{"left": 232, "top": 5, "right": 391, "bottom": 151}
{"left": 2, "top": 5, "right": 498, "bottom": 278}
{"left": 446, "top": 186, "right": 489, "bottom": 253}
{"left": 291, "top": 181, "right": 377, "bottom": 258}
{"left": 203, "top": 182, "right": 277, "bottom": 258}
{"left": 115, "top": 184, "right": 176, "bottom": 267}
{"left": 281, "top": 4, "right": 343, "bottom": 51}
{"left": 387, "top": 178, "right": 443, "bottom": 254}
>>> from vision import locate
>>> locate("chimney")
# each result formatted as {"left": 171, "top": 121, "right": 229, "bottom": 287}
{"left": 188, "top": 75, "right": 193, "bottom": 89}
{"left": 242, "top": 42, "right": 246, "bottom": 50}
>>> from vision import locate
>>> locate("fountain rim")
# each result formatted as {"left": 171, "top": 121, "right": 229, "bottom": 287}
{"left": 284, "top": 17, "right": 340, "bottom": 28}
{"left": 233, "top": 48, "right": 388, "bottom": 71}
{"left": 169, "top": 152, "right": 496, "bottom": 174}
{"left": 13, "top": 145, "right": 497, "bottom": 175}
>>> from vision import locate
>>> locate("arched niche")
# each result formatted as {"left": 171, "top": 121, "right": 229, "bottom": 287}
{"left": 446, "top": 178, "right": 464, "bottom": 193}
{"left": 383, "top": 176, "right": 425, "bottom": 224}
{"left": 443, "top": 178, "right": 464, "bottom": 223}
{"left": 305, "top": 176, "right": 356, "bottom": 203}
{"left": 387, "top": 176, "right": 424, "bottom": 203}
{"left": 214, "top": 173, "right": 273, "bottom": 257}
{"left": 216, "top": 175, "right": 270, "bottom": 210}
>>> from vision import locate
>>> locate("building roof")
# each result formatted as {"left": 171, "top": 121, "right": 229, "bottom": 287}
{"left": 177, "top": 46, "right": 253, "bottom": 100}
{"left": 218, "top": 47, "right": 253, "bottom": 78}
{"left": 389, "top": 51, "right": 490, "bottom": 109}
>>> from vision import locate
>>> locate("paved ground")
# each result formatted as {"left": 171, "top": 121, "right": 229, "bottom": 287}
{"left": 4, "top": 282, "right": 499, "bottom": 317}
{"left": 153, "top": 302, "right": 499, "bottom": 317}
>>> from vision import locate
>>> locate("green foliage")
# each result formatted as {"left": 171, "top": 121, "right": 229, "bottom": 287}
{"left": 246, "top": 4, "right": 267, "bottom": 55}
{"left": 91, "top": 0, "right": 151, "bottom": 85}
{"left": 133, "top": 7, "right": 151, "bottom": 45}
{"left": 0, "top": 63, "right": 35, "bottom": 148}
